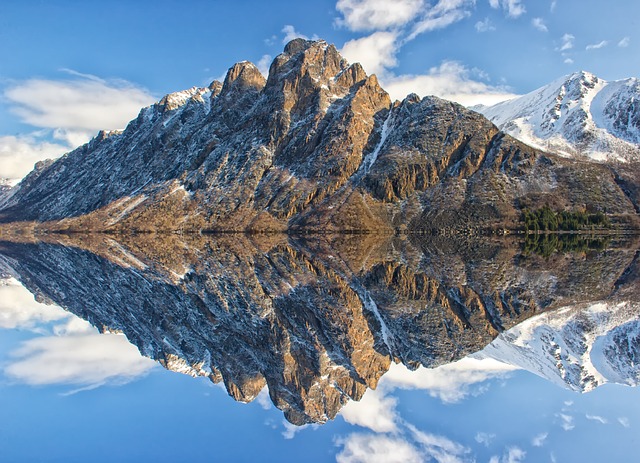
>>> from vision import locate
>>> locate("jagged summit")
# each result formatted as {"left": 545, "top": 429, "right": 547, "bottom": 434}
{"left": 0, "top": 40, "right": 637, "bottom": 231}
{"left": 475, "top": 70, "right": 640, "bottom": 162}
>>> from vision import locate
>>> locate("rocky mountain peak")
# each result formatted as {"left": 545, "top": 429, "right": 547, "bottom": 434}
{"left": 157, "top": 86, "right": 210, "bottom": 112}
{"left": 221, "top": 61, "right": 266, "bottom": 97}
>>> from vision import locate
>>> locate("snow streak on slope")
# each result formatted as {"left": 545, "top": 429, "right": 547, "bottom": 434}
{"left": 475, "top": 71, "right": 640, "bottom": 162}
{"left": 475, "top": 301, "right": 640, "bottom": 392}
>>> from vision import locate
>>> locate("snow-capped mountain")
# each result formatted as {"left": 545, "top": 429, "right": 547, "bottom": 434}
{"left": 475, "top": 71, "right": 640, "bottom": 162}
{"left": 477, "top": 301, "right": 640, "bottom": 391}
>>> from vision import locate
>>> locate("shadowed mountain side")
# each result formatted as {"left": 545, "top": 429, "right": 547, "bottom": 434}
{"left": 0, "top": 233, "right": 637, "bottom": 424}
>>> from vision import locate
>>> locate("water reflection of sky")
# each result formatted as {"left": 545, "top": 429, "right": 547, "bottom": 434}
{"left": 1, "top": 278, "right": 638, "bottom": 463}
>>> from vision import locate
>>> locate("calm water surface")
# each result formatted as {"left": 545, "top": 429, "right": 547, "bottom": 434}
{"left": 0, "top": 233, "right": 638, "bottom": 462}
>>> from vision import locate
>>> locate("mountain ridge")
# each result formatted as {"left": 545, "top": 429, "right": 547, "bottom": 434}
{"left": 474, "top": 70, "right": 640, "bottom": 162}
{"left": 0, "top": 40, "right": 638, "bottom": 233}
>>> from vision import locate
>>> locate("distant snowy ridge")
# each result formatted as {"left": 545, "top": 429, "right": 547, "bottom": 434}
{"left": 475, "top": 301, "right": 640, "bottom": 392}
{"left": 475, "top": 71, "right": 640, "bottom": 162}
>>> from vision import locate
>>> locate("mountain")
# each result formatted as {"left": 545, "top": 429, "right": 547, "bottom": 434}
{"left": 474, "top": 71, "right": 640, "bottom": 162}
{"left": 477, "top": 300, "right": 640, "bottom": 391}
{"left": 0, "top": 41, "right": 637, "bottom": 232}
{"left": 0, "top": 232, "right": 636, "bottom": 424}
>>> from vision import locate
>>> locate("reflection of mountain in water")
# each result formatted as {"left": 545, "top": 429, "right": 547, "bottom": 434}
{"left": 0, "top": 233, "right": 637, "bottom": 424}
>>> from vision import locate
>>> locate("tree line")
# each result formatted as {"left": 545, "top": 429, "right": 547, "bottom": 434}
{"left": 521, "top": 205, "right": 611, "bottom": 233}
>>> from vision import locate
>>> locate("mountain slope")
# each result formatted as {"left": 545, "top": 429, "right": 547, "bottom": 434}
{"left": 0, "top": 42, "right": 637, "bottom": 232}
{"left": 475, "top": 71, "right": 640, "bottom": 162}
{"left": 477, "top": 301, "right": 640, "bottom": 391}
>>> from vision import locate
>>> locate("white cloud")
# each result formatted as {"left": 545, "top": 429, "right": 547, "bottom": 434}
{"left": 531, "top": 17, "right": 548, "bottom": 32}
{"left": 505, "top": 447, "right": 526, "bottom": 463}
{"left": 490, "top": 447, "right": 527, "bottom": 463}
{"left": 336, "top": 434, "right": 423, "bottom": 463}
{"left": 475, "top": 17, "right": 496, "bottom": 32}
{"left": 0, "top": 72, "right": 154, "bottom": 181}
{"left": 586, "top": 40, "right": 608, "bottom": 50}
{"left": 475, "top": 432, "right": 496, "bottom": 447}
{"left": 4, "top": 320, "right": 157, "bottom": 388}
{"left": 335, "top": 0, "right": 424, "bottom": 32}
{"left": 558, "top": 33, "right": 575, "bottom": 51}
{"left": 564, "top": 58, "right": 574, "bottom": 64}
{"left": 407, "top": 0, "right": 475, "bottom": 40}
{"left": 489, "top": 0, "right": 526, "bottom": 18}
{"left": 341, "top": 31, "right": 400, "bottom": 76}
{"left": 0, "top": 278, "right": 69, "bottom": 329}
{"left": 4, "top": 74, "right": 155, "bottom": 137}
{"left": 531, "top": 432, "right": 548, "bottom": 447}
{"left": 408, "top": 424, "right": 473, "bottom": 463}
{"left": 281, "top": 25, "right": 309, "bottom": 43}
{"left": 256, "top": 54, "right": 273, "bottom": 78}
{"left": 282, "top": 420, "right": 315, "bottom": 439}
{"left": 586, "top": 414, "right": 608, "bottom": 424}
{"left": 557, "top": 413, "right": 575, "bottom": 431}
{"left": 340, "top": 388, "right": 399, "bottom": 432}
{"left": 382, "top": 61, "right": 518, "bottom": 107}
{"left": 0, "top": 134, "right": 67, "bottom": 182}
{"left": 618, "top": 37, "right": 630, "bottom": 48}
{"left": 255, "top": 385, "right": 272, "bottom": 410}
{"left": 618, "top": 417, "right": 630, "bottom": 428}
{"left": 550, "top": 0, "right": 557, "bottom": 12}
{"left": 379, "top": 358, "right": 517, "bottom": 403}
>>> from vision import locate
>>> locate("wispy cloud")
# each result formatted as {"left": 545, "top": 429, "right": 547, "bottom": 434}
{"left": 0, "top": 134, "right": 67, "bottom": 182}
{"left": 564, "top": 58, "right": 574, "bottom": 64}
{"left": 489, "top": 0, "right": 527, "bottom": 18}
{"left": 586, "top": 40, "right": 608, "bottom": 51}
{"left": 0, "top": 278, "right": 68, "bottom": 329}
{"left": 256, "top": 54, "right": 273, "bottom": 77}
{"left": 557, "top": 33, "right": 575, "bottom": 51}
{"left": 475, "top": 432, "right": 496, "bottom": 447}
{"left": 586, "top": 414, "right": 608, "bottom": 424}
{"left": 407, "top": 0, "right": 475, "bottom": 40}
{"left": 336, "top": 433, "right": 423, "bottom": 463}
{"left": 531, "top": 432, "right": 548, "bottom": 447}
{"left": 281, "top": 25, "right": 310, "bottom": 43}
{"left": 618, "top": 36, "right": 631, "bottom": 48}
{"left": 4, "top": 73, "right": 155, "bottom": 139}
{"left": 475, "top": 17, "right": 496, "bottom": 32}
{"left": 557, "top": 413, "right": 575, "bottom": 431}
{"left": 335, "top": 0, "right": 424, "bottom": 31}
{"left": 1, "top": 72, "right": 155, "bottom": 181}
{"left": 490, "top": 446, "right": 527, "bottom": 463}
{"left": 382, "top": 60, "right": 518, "bottom": 107}
{"left": 5, "top": 328, "right": 157, "bottom": 388}
{"left": 334, "top": 0, "right": 507, "bottom": 106}
{"left": 532, "top": 17, "right": 548, "bottom": 32}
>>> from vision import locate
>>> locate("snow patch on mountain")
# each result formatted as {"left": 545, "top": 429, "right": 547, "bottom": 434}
{"left": 475, "top": 71, "right": 640, "bottom": 162}
{"left": 474, "top": 301, "right": 640, "bottom": 392}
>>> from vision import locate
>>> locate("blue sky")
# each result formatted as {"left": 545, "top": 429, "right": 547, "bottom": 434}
{"left": 1, "top": 0, "right": 639, "bottom": 181}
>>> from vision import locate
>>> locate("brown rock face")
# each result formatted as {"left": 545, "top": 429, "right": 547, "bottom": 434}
{"left": 0, "top": 39, "right": 636, "bottom": 232}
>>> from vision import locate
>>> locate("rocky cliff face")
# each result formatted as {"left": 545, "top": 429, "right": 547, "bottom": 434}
{"left": 0, "top": 233, "right": 635, "bottom": 424}
{"left": 0, "top": 41, "right": 637, "bottom": 231}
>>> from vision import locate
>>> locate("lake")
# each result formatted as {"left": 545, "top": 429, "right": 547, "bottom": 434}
{"left": 0, "top": 232, "right": 638, "bottom": 462}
